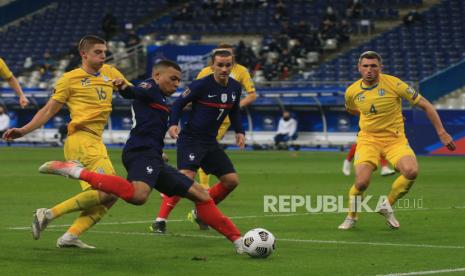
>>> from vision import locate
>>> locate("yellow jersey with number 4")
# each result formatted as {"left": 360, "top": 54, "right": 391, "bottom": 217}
{"left": 345, "top": 74, "right": 421, "bottom": 138}
{"left": 52, "top": 64, "right": 129, "bottom": 137}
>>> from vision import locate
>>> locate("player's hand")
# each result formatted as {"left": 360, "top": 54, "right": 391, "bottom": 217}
{"left": 19, "top": 96, "right": 29, "bottom": 108}
{"left": 168, "top": 125, "right": 179, "bottom": 139}
{"left": 162, "top": 152, "right": 169, "bottom": 162}
{"left": 2, "top": 128, "right": 25, "bottom": 141}
{"left": 112, "top": 78, "right": 128, "bottom": 91}
{"left": 236, "top": 133, "right": 245, "bottom": 149}
{"left": 438, "top": 131, "right": 456, "bottom": 151}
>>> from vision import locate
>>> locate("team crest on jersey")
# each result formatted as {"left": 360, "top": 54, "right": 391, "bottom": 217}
{"left": 356, "top": 94, "right": 365, "bottom": 102}
{"left": 81, "top": 77, "right": 90, "bottom": 86}
{"left": 378, "top": 89, "right": 385, "bottom": 96}
{"left": 138, "top": 82, "right": 152, "bottom": 89}
{"left": 182, "top": 88, "right": 191, "bottom": 97}
{"left": 221, "top": 93, "right": 228, "bottom": 103}
{"left": 96, "top": 167, "right": 105, "bottom": 174}
{"left": 231, "top": 93, "right": 236, "bottom": 102}
{"left": 102, "top": 75, "right": 109, "bottom": 82}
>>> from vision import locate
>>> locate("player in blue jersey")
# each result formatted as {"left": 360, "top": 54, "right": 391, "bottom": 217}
{"left": 152, "top": 50, "right": 246, "bottom": 232}
{"left": 37, "top": 60, "right": 245, "bottom": 253}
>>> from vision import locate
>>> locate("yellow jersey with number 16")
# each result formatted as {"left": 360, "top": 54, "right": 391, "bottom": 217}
{"left": 51, "top": 64, "right": 129, "bottom": 137}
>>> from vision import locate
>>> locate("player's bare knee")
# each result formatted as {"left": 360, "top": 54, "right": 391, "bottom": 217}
{"left": 221, "top": 173, "right": 239, "bottom": 190}
{"left": 131, "top": 192, "right": 149, "bottom": 205}
{"left": 99, "top": 192, "right": 118, "bottom": 206}
{"left": 355, "top": 180, "right": 369, "bottom": 191}
{"left": 130, "top": 183, "right": 151, "bottom": 205}
{"left": 403, "top": 168, "right": 418, "bottom": 180}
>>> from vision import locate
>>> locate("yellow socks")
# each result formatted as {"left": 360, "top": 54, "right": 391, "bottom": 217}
{"left": 348, "top": 185, "right": 364, "bottom": 219}
{"left": 388, "top": 175, "right": 415, "bottom": 205}
{"left": 67, "top": 205, "right": 108, "bottom": 237}
{"left": 50, "top": 190, "right": 101, "bottom": 219}
{"left": 198, "top": 167, "right": 210, "bottom": 189}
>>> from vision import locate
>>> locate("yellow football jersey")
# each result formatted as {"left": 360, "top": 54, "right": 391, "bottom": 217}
{"left": 345, "top": 74, "right": 421, "bottom": 137}
{"left": 52, "top": 64, "right": 129, "bottom": 137}
{"left": 196, "top": 63, "right": 255, "bottom": 93}
{"left": 0, "top": 57, "right": 13, "bottom": 80}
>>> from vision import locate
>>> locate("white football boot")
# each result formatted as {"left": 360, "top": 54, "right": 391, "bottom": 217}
{"left": 378, "top": 200, "right": 400, "bottom": 229}
{"left": 38, "top": 160, "right": 83, "bottom": 179}
{"left": 342, "top": 159, "right": 351, "bottom": 176}
{"left": 338, "top": 216, "right": 357, "bottom": 230}
{"left": 56, "top": 234, "right": 96, "bottom": 249}
{"left": 31, "top": 208, "right": 50, "bottom": 240}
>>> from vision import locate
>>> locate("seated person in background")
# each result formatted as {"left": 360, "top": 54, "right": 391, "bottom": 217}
{"left": 274, "top": 111, "right": 298, "bottom": 147}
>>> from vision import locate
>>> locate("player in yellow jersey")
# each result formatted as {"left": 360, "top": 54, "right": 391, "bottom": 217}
{"left": 151, "top": 43, "right": 256, "bottom": 233}
{"left": 3, "top": 35, "right": 130, "bottom": 248}
{"left": 338, "top": 51, "right": 455, "bottom": 230}
{"left": 0, "top": 57, "right": 29, "bottom": 108}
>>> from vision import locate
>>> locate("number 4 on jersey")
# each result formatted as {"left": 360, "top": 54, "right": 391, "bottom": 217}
{"left": 369, "top": 104, "right": 377, "bottom": 114}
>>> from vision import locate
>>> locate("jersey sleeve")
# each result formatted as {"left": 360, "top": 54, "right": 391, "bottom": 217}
{"left": 196, "top": 67, "right": 212, "bottom": 80}
{"left": 0, "top": 58, "right": 13, "bottom": 80}
{"left": 229, "top": 87, "right": 245, "bottom": 134}
{"left": 395, "top": 79, "right": 421, "bottom": 105}
{"left": 239, "top": 68, "right": 255, "bottom": 93}
{"left": 110, "top": 66, "right": 132, "bottom": 87}
{"left": 51, "top": 75, "right": 70, "bottom": 103}
{"left": 120, "top": 81, "right": 165, "bottom": 103}
{"left": 344, "top": 88, "right": 357, "bottom": 112}
{"left": 169, "top": 81, "right": 202, "bottom": 126}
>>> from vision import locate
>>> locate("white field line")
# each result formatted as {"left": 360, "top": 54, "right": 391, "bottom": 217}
{"left": 374, "top": 267, "right": 465, "bottom": 276}
{"left": 7, "top": 206, "right": 465, "bottom": 231}
{"left": 7, "top": 212, "right": 323, "bottom": 230}
{"left": 39, "top": 228, "right": 465, "bottom": 250}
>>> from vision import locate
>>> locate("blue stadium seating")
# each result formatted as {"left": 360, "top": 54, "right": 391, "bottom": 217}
{"left": 303, "top": 0, "right": 465, "bottom": 83}
{"left": 0, "top": 0, "right": 168, "bottom": 74}
{"left": 140, "top": 0, "right": 403, "bottom": 36}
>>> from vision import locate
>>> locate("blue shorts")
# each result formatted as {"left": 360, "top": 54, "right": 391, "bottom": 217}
{"left": 122, "top": 149, "right": 193, "bottom": 197}
{"left": 176, "top": 139, "right": 236, "bottom": 177}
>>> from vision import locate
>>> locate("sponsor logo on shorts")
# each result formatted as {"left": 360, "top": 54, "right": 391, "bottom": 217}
{"left": 189, "top": 153, "right": 195, "bottom": 161}
{"left": 146, "top": 166, "right": 153, "bottom": 175}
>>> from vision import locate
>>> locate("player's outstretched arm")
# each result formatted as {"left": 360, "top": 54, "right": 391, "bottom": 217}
{"left": 2, "top": 98, "right": 63, "bottom": 140}
{"left": 416, "top": 97, "right": 456, "bottom": 151}
{"left": 7, "top": 75, "right": 29, "bottom": 108}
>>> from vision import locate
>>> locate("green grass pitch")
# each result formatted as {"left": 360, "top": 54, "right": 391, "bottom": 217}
{"left": 1, "top": 147, "right": 464, "bottom": 275}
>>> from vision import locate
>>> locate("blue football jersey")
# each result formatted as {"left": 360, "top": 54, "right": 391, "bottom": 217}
{"left": 169, "top": 74, "right": 244, "bottom": 144}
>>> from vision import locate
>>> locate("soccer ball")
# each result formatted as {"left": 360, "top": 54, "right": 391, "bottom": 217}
{"left": 242, "top": 228, "right": 276, "bottom": 258}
